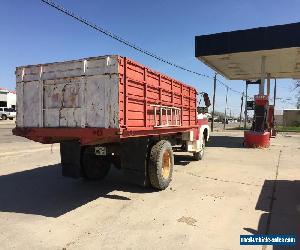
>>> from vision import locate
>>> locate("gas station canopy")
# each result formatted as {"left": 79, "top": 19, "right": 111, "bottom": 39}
{"left": 195, "top": 22, "right": 300, "bottom": 80}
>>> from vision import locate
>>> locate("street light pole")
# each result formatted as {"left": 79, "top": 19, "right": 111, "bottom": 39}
{"left": 244, "top": 82, "right": 248, "bottom": 129}
{"left": 274, "top": 78, "right": 277, "bottom": 107}
{"left": 239, "top": 92, "right": 244, "bottom": 128}
{"left": 211, "top": 73, "right": 217, "bottom": 132}
{"left": 224, "top": 86, "right": 229, "bottom": 130}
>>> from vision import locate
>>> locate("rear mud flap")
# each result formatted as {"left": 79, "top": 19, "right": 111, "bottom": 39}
{"left": 60, "top": 140, "right": 82, "bottom": 178}
{"left": 120, "top": 137, "right": 151, "bottom": 187}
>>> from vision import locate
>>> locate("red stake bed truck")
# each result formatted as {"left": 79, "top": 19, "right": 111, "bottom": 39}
{"left": 13, "top": 55, "right": 209, "bottom": 190}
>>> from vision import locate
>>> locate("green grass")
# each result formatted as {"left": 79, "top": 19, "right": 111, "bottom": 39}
{"left": 276, "top": 126, "right": 300, "bottom": 132}
{"left": 226, "top": 126, "right": 300, "bottom": 132}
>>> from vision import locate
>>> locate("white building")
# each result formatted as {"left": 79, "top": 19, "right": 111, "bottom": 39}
{"left": 0, "top": 87, "right": 16, "bottom": 109}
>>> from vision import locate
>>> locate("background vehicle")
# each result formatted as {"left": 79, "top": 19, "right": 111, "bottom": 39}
{"left": 222, "top": 118, "right": 229, "bottom": 124}
{"left": 13, "top": 55, "right": 210, "bottom": 190}
{"left": 0, "top": 107, "right": 16, "bottom": 120}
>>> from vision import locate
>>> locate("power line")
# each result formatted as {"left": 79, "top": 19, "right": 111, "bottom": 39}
{"left": 216, "top": 79, "right": 242, "bottom": 94}
{"left": 41, "top": 0, "right": 242, "bottom": 94}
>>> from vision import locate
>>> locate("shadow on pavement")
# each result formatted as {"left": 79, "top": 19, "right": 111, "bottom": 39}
{"left": 174, "top": 154, "right": 194, "bottom": 166}
{"left": 243, "top": 180, "right": 300, "bottom": 249}
{"left": 0, "top": 164, "right": 153, "bottom": 218}
{"left": 208, "top": 135, "right": 244, "bottom": 148}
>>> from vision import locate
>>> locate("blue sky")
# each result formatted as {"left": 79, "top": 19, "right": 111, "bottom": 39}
{"left": 0, "top": 0, "right": 299, "bottom": 115}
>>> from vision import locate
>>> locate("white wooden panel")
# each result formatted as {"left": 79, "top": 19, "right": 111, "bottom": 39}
{"left": 43, "top": 84, "right": 64, "bottom": 109}
{"left": 85, "top": 56, "right": 118, "bottom": 76}
{"left": 16, "top": 66, "right": 40, "bottom": 82}
{"left": 23, "top": 81, "right": 40, "bottom": 127}
{"left": 16, "top": 56, "right": 119, "bottom": 82}
{"left": 84, "top": 74, "right": 119, "bottom": 128}
{"left": 62, "top": 82, "right": 82, "bottom": 108}
{"left": 16, "top": 55, "right": 119, "bottom": 128}
{"left": 16, "top": 82, "right": 23, "bottom": 127}
{"left": 44, "top": 109, "right": 59, "bottom": 127}
{"left": 43, "top": 78, "right": 83, "bottom": 127}
{"left": 85, "top": 75, "right": 106, "bottom": 127}
{"left": 42, "top": 69, "right": 83, "bottom": 81}
{"left": 43, "top": 61, "right": 82, "bottom": 73}
{"left": 59, "top": 108, "right": 82, "bottom": 127}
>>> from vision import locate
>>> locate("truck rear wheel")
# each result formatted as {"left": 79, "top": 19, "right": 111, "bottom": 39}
{"left": 1, "top": 114, "right": 7, "bottom": 120}
{"left": 148, "top": 140, "right": 174, "bottom": 190}
{"left": 82, "top": 150, "right": 111, "bottom": 180}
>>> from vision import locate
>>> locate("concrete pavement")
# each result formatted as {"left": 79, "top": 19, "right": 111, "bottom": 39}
{"left": 0, "top": 121, "right": 299, "bottom": 249}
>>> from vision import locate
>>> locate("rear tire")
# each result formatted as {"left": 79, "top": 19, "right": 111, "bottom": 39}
{"left": 1, "top": 114, "right": 7, "bottom": 120}
{"left": 9, "top": 118, "right": 13, "bottom": 120}
{"left": 82, "top": 149, "right": 111, "bottom": 180}
{"left": 148, "top": 140, "right": 174, "bottom": 190}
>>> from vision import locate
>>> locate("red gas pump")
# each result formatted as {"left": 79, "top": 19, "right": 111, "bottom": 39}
{"left": 244, "top": 95, "right": 271, "bottom": 147}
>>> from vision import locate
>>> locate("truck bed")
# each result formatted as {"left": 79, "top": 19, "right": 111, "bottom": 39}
{"left": 14, "top": 55, "right": 198, "bottom": 145}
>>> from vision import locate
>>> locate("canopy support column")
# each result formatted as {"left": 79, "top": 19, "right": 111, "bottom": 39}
{"left": 267, "top": 73, "right": 271, "bottom": 96}
{"left": 260, "top": 56, "right": 266, "bottom": 95}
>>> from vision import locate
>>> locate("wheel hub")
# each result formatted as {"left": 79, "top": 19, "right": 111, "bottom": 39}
{"left": 162, "top": 150, "right": 171, "bottom": 179}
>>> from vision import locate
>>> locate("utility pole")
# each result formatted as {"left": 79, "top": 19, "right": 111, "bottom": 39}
{"left": 273, "top": 78, "right": 277, "bottom": 129}
{"left": 274, "top": 78, "right": 277, "bottom": 107}
{"left": 224, "top": 86, "right": 229, "bottom": 130}
{"left": 244, "top": 82, "right": 248, "bottom": 129}
{"left": 239, "top": 92, "right": 244, "bottom": 128}
{"left": 211, "top": 73, "right": 217, "bottom": 132}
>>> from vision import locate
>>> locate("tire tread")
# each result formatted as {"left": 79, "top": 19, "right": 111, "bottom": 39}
{"left": 148, "top": 140, "right": 173, "bottom": 190}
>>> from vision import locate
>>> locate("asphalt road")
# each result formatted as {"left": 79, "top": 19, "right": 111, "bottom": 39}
{"left": 0, "top": 120, "right": 300, "bottom": 250}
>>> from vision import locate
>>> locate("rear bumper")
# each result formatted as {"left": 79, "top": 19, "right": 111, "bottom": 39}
{"left": 13, "top": 126, "right": 200, "bottom": 145}
{"left": 12, "top": 127, "right": 120, "bottom": 145}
